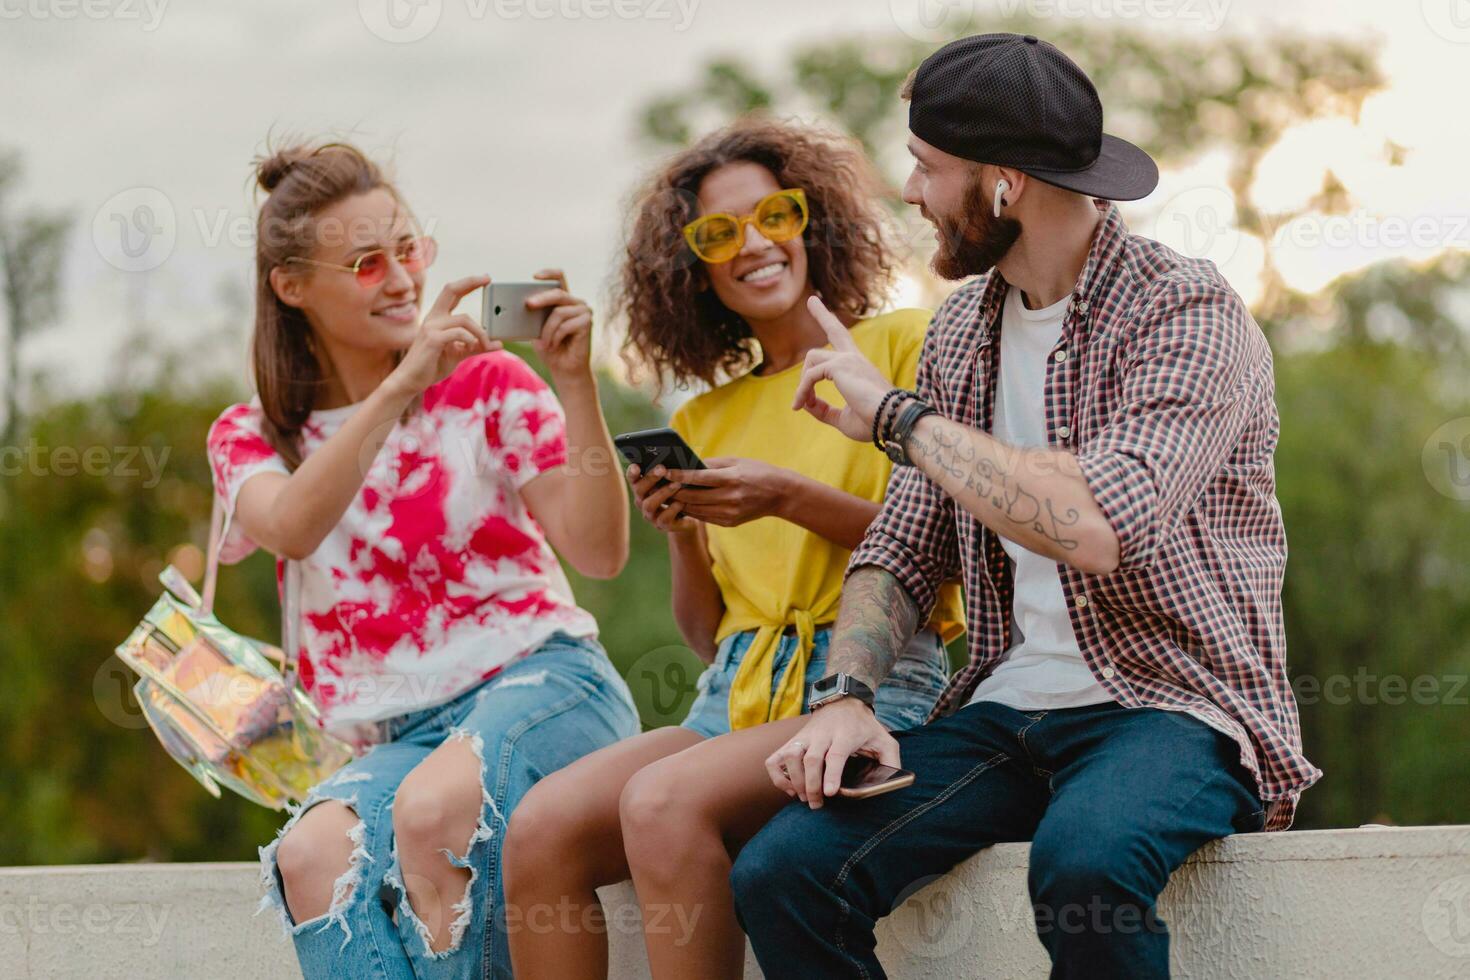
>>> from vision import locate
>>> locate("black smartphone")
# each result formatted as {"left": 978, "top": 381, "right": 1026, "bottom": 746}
{"left": 837, "top": 757, "right": 915, "bottom": 799}
{"left": 613, "top": 427, "right": 706, "bottom": 484}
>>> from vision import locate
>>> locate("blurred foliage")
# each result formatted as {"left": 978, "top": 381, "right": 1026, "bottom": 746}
{"left": 0, "top": 149, "right": 72, "bottom": 444}
{"left": 642, "top": 23, "right": 1383, "bottom": 175}
{"left": 1271, "top": 327, "right": 1470, "bottom": 828}
{"left": 0, "top": 353, "right": 693, "bottom": 864}
{"left": 637, "top": 16, "right": 1384, "bottom": 320}
{"left": 0, "top": 22, "right": 1466, "bottom": 867}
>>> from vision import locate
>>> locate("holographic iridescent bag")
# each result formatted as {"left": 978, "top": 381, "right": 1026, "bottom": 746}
{"left": 114, "top": 497, "right": 352, "bottom": 809}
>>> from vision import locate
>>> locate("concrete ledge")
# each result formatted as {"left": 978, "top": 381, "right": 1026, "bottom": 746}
{"left": 3, "top": 826, "right": 1469, "bottom": 978}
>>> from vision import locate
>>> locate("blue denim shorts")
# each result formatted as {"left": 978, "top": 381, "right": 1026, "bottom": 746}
{"left": 679, "top": 626, "right": 949, "bottom": 738}
{"left": 259, "top": 631, "right": 638, "bottom": 980}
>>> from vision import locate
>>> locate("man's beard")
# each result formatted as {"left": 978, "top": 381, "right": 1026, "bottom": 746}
{"left": 930, "top": 176, "right": 1022, "bottom": 280}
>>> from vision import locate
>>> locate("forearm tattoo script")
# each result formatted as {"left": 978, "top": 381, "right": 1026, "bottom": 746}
{"left": 908, "top": 420, "right": 1081, "bottom": 553}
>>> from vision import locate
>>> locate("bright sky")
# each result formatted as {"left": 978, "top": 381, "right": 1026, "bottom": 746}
{"left": 2, "top": 0, "right": 1467, "bottom": 404}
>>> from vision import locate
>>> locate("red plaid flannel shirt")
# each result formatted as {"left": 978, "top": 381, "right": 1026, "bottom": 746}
{"left": 849, "top": 203, "right": 1318, "bottom": 830}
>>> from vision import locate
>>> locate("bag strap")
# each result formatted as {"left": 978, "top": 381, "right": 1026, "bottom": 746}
{"left": 281, "top": 558, "right": 301, "bottom": 688}
{"left": 203, "top": 491, "right": 302, "bottom": 681}
{"left": 201, "top": 492, "right": 225, "bottom": 614}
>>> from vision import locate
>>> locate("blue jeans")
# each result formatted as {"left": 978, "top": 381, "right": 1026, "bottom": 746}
{"left": 679, "top": 626, "right": 949, "bottom": 738}
{"left": 259, "top": 632, "right": 638, "bottom": 980}
{"left": 731, "top": 700, "right": 1265, "bottom": 980}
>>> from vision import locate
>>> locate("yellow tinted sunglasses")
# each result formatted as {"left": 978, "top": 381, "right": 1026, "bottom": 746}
{"left": 682, "top": 188, "right": 809, "bottom": 264}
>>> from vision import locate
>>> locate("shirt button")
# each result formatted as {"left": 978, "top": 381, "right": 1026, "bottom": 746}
{"left": 1056, "top": 425, "right": 1071, "bottom": 440}
{"left": 1074, "top": 593, "right": 1089, "bottom": 608}
{"left": 1053, "top": 349, "right": 1068, "bottom": 363}
{"left": 1077, "top": 300, "right": 1090, "bottom": 315}
{"left": 1101, "top": 666, "right": 1116, "bottom": 680}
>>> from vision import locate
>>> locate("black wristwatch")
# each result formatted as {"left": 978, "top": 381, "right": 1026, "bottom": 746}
{"left": 807, "top": 673, "right": 876, "bottom": 712}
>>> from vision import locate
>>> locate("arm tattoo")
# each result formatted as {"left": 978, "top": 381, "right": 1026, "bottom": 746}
{"left": 907, "top": 419, "right": 1081, "bottom": 552}
{"left": 828, "top": 566, "right": 921, "bottom": 690}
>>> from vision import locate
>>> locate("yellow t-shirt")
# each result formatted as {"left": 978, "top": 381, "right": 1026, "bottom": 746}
{"left": 670, "top": 308, "right": 966, "bottom": 653}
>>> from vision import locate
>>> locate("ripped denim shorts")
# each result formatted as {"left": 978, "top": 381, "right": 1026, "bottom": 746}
{"left": 257, "top": 631, "right": 638, "bottom": 980}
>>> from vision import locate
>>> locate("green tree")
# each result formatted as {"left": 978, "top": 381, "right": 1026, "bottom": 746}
{"left": 637, "top": 19, "right": 1383, "bottom": 322}
{"left": 0, "top": 149, "right": 72, "bottom": 445}
{"left": 1265, "top": 253, "right": 1470, "bottom": 828}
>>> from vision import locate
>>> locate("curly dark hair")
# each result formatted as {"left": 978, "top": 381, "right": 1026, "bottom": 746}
{"left": 614, "top": 116, "right": 897, "bottom": 393}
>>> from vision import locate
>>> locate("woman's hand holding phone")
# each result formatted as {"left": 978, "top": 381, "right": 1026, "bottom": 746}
{"left": 665, "top": 457, "right": 793, "bottom": 527}
{"left": 523, "top": 268, "right": 594, "bottom": 384}
{"left": 627, "top": 463, "right": 701, "bottom": 535}
{"left": 387, "top": 275, "right": 499, "bottom": 399}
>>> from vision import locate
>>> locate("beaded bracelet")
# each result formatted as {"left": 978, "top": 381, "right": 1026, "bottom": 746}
{"left": 871, "top": 388, "right": 908, "bottom": 449}
{"left": 884, "top": 397, "right": 938, "bottom": 466}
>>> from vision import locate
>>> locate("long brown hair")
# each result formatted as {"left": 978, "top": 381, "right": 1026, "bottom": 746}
{"left": 614, "top": 117, "right": 897, "bottom": 394}
{"left": 249, "top": 140, "right": 401, "bottom": 469}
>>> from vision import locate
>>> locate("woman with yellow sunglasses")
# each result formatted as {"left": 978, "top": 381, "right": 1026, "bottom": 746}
{"left": 504, "top": 117, "right": 963, "bottom": 978}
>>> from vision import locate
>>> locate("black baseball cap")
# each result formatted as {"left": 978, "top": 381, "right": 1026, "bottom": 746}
{"left": 908, "top": 33, "right": 1158, "bottom": 201}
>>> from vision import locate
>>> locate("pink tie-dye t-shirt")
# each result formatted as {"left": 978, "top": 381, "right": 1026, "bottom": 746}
{"left": 206, "top": 352, "right": 599, "bottom": 734}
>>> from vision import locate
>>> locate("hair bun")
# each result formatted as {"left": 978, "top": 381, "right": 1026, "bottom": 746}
{"left": 256, "top": 147, "right": 313, "bottom": 192}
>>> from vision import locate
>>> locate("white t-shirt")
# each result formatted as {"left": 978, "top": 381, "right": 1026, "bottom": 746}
{"left": 207, "top": 352, "right": 599, "bottom": 737}
{"left": 967, "top": 288, "right": 1113, "bottom": 711}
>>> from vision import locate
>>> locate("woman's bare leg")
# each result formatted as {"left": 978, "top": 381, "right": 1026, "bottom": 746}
{"left": 392, "top": 733, "right": 505, "bottom": 953}
{"left": 619, "top": 716, "right": 808, "bottom": 980}
{"left": 275, "top": 801, "right": 362, "bottom": 923}
{"left": 504, "top": 725, "right": 704, "bottom": 979}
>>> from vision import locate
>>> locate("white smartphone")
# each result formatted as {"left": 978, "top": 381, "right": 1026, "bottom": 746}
{"left": 482, "top": 281, "right": 554, "bottom": 341}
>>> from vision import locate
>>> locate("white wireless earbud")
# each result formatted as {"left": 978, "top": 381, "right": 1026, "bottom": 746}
{"left": 993, "top": 179, "right": 1010, "bottom": 219}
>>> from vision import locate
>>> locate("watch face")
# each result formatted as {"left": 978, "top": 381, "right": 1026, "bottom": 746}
{"left": 813, "top": 675, "right": 838, "bottom": 698}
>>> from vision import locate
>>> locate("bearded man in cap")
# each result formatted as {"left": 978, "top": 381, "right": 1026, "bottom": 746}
{"left": 730, "top": 33, "right": 1317, "bottom": 979}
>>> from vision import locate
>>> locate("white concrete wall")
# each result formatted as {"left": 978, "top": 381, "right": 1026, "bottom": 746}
{"left": 2, "top": 826, "right": 1468, "bottom": 978}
